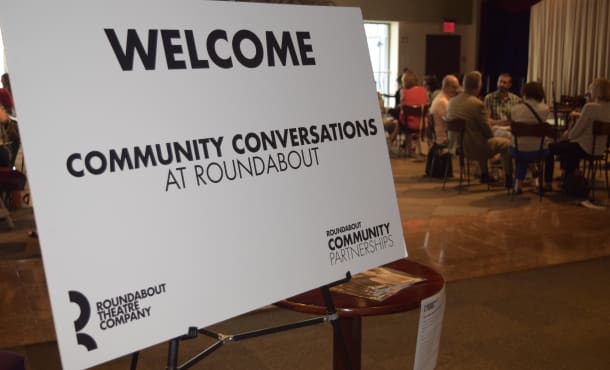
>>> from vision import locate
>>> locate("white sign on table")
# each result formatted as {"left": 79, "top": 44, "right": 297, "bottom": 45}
{"left": 414, "top": 285, "right": 446, "bottom": 370}
{"left": 0, "top": 1, "right": 406, "bottom": 368}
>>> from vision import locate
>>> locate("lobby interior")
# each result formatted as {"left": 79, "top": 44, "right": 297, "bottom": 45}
{"left": 1, "top": 155, "right": 610, "bottom": 369}
{"left": 2, "top": 1, "right": 610, "bottom": 369}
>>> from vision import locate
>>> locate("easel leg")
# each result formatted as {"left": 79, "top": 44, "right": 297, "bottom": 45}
{"left": 167, "top": 338, "right": 179, "bottom": 370}
{"left": 130, "top": 352, "right": 139, "bottom": 370}
{"left": 333, "top": 317, "right": 361, "bottom": 370}
{"left": 320, "top": 275, "right": 355, "bottom": 370}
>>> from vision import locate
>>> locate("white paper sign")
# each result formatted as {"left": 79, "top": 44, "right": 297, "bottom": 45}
{"left": 0, "top": 1, "right": 406, "bottom": 368}
{"left": 414, "top": 285, "right": 446, "bottom": 370}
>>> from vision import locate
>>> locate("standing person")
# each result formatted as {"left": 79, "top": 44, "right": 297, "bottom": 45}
{"left": 447, "top": 71, "right": 513, "bottom": 186}
{"left": 548, "top": 78, "right": 610, "bottom": 181}
{"left": 509, "top": 81, "right": 553, "bottom": 194}
{"left": 484, "top": 73, "right": 520, "bottom": 128}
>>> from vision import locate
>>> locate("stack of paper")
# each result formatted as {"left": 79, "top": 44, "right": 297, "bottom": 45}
{"left": 331, "top": 267, "right": 426, "bottom": 301}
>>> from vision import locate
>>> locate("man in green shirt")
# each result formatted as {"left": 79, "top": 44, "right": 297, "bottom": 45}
{"left": 484, "top": 73, "right": 520, "bottom": 128}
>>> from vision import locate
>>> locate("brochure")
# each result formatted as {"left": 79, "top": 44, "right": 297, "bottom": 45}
{"left": 331, "top": 267, "right": 426, "bottom": 301}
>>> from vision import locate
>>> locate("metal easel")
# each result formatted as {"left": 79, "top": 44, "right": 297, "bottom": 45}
{"left": 129, "top": 271, "right": 353, "bottom": 370}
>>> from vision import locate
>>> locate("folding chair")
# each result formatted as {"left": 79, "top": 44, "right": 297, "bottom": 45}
{"left": 582, "top": 120, "right": 610, "bottom": 202}
{"left": 444, "top": 118, "right": 468, "bottom": 192}
{"left": 510, "top": 121, "right": 554, "bottom": 200}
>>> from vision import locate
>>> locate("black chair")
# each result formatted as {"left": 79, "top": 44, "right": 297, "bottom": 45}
{"left": 552, "top": 101, "right": 572, "bottom": 141}
{"left": 582, "top": 120, "right": 610, "bottom": 202}
{"left": 510, "top": 121, "right": 555, "bottom": 200}
{"left": 443, "top": 118, "right": 468, "bottom": 192}
{"left": 425, "top": 114, "right": 451, "bottom": 178}
{"left": 560, "top": 95, "right": 586, "bottom": 110}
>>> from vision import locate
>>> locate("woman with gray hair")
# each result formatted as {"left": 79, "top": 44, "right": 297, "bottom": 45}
{"left": 548, "top": 78, "right": 610, "bottom": 183}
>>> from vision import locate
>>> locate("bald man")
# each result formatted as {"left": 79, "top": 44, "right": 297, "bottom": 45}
{"left": 429, "top": 74, "right": 461, "bottom": 145}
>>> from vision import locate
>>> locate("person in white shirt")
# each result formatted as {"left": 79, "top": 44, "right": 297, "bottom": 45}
{"left": 429, "top": 75, "right": 461, "bottom": 145}
{"left": 509, "top": 82, "right": 553, "bottom": 193}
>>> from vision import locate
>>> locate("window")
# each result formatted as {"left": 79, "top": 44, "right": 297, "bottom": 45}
{"left": 364, "top": 22, "right": 391, "bottom": 106}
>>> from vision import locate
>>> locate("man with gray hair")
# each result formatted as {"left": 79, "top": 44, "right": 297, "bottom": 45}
{"left": 447, "top": 71, "right": 513, "bottom": 186}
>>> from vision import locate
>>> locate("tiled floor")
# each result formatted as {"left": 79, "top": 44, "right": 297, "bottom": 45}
{"left": 1, "top": 154, "right": 610, "bottom": 368}
{"left": 390, "top": 156, "right": 610, "bottom": 281}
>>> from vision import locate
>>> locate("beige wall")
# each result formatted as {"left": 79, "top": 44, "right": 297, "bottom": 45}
{"left": 333, "top": 0, "right": 473, "bottom": 23}
{"left": 335, "top": 0, "right": 480, "bottom": 80}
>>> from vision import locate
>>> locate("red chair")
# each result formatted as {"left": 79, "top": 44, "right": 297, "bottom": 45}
{"left": 400, "top": 105, "right": 429, "bottom": 156}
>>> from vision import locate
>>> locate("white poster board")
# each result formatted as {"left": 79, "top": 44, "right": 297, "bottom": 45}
{"left": 0, "top": 1, "right": 406, "bottom": 368}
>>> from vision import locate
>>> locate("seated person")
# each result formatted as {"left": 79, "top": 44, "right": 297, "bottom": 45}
{"left": 447, "top": 71, "right": 513, "bottom": 186}
{"left": 0, "top": 103, "right": 19, "bottom": 166}
{"left": 379, "top": 92, "right": 398, "bottom": 141}
{"left": 548, "top": 78, "right": 610, "bottom": 181}
{"left": 509, "top": 81, "right": 554, "bottom": 193}
{"left": 386, "top": 69, "right": 409, "bottom": 120}
{"left": 484, "top": 73, "right": 520, "bottom": 139}
{"left": 484, "top": 73, "right": 520, "bottom": 125}
{"left": 389, "top": 70, "right": 428, "bottom": 156}
{"left": 0, "top": 87, "right": 15, "bottom": 116}
{"left": 429, "top": 74, "right": 461, "bottom": 146}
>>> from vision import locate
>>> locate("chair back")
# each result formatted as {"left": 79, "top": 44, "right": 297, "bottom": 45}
{"left": 446, "top": 118, "right": 466, "bottom": 155}
{"left": 446, "top": 118, "right": 466, "bottom": 133}
{"left": 593, "top": 120, "right": 610, "bottom": 136}
{"left": 401, "top": 105, "right": 428, "bottom": 132}
{"left": 592, "top": 120, "right": 610, "bottom": 156}
{"left": 510, "top": 121, "right": 555, "bottom": 137}
{"left": 510, "top": 121, "right": 553, "bottom": 153}
{"left": 402, "top": 105, "right": 428, "bottom": 117}
{"left": 427, "top": 113, "right": 436, "bottom": 143}
{"left": 560, "top": 95, "right": 586, "bottom": 110}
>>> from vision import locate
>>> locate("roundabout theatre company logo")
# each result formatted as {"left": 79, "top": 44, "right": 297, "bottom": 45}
{"left": 68, "top": 283, "right": 167, "bottom": 351}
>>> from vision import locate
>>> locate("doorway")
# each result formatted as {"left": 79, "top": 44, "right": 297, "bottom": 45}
{"left": 425, "top": 35, "right": 461, "bottom": 80}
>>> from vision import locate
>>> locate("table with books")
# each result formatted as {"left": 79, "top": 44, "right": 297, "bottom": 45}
{"left": 276, "top": 258, "right": 444, "bottom": 370}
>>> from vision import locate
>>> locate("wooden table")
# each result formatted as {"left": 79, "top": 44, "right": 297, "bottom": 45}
{"left": 276, "top": 259, "right": 444, "bottom": 370}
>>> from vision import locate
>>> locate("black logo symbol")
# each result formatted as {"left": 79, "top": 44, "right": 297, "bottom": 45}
{"left": 68, "top": 290, "right": 98, "bottom": 351}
